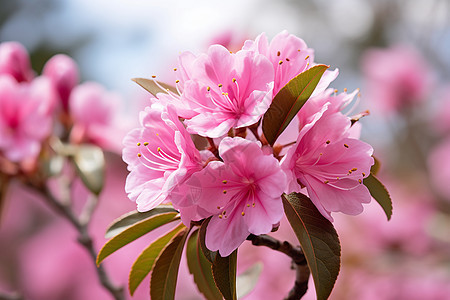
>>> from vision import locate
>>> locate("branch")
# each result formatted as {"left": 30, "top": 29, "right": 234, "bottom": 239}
{"left": 27, "top": 182, "right": 124, "bottom": 300}
{"left": 247, "top": 234, "right": 310, "bottom": 300}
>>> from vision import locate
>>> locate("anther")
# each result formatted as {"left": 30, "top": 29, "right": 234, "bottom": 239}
{"left": 232, "top": 78, "right": 236, "bottom": 83}
{"left": 241, "top": 212, "right": 245, "bottom": 216}
{"left": 218, "top": 84, "right": 223, "bottom": 88}
{"left": 152, "top": 75, "right": 156, "bottom": 78}
{"left": 217, "top": 206, "right": 221, "bottom": 209}
{"left": 286, "top": 58, "right": 290, "bottom": 61}
{"left": 358, "top": 179, "right": 362, "bottom": 184}
{"left": 351, "top": 168, "right": 357, "bottom": 171}
{"left": 175, "top": 80, "right": 180, "bottom": 83}
{"left": 173, "top": 68, "right": 177, "bottom": 71}
{"left": 222, "top": 180, "right": 227, "bottom": 184}
{"left": 344, "top": 144, "right": 349, "bottom": 148}
{"left": 334, "top": 89, "right": 338, "bottom": 93}
{"left": 344, "top": 88, "right": 348, "bottom": 92}
{"left": 252, "top": 203, "right": 255, "bottom": 207}
{"left": 223, "top": 211, "right": 226, "bottom": 215}
{"left": 157, "top": 147, "right": 161, "bottom": 152}
{"left": 305, "top": 55, "right": 310, "bottom": 60}
{"left": 324, "top": 180, "right": 329, "bottom": 184}
{"left": 144, "top": 142, "right": 149, "bottom": 146}
{"left": 137, "top": 142, "right": 141, "bottom": 146}
{"left": 219, "top": 215, "right": 223, "bottom": 219}
{"left": 247, "top": 204, "right": 250, "bottom": 207}
{"left": 278, "top": 60, "right": 283, "bottom": 65}
{"left": 207, "top": 86, "right": 211, "bottom": 91}
{"left": 223, "top": 190, "right": 227, "bottom": 194}
{"left": 362, "top": 172, "right": 366, "bottom": 176}
{"left": 137, "top": 153, "right": 142, "bottom": 157}
{"left": 326, "top": 140, "right": 331, "bottom": 144}
{"left": 277, "top": 51, "right": 281, "bottom": 56}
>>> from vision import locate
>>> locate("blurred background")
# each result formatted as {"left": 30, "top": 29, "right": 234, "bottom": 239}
{"left": 1, "top": 0, "right": 450, "bottom": 299}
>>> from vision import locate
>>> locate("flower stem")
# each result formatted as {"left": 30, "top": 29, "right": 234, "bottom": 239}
{"left": 27, "top": 182, "right": 124, "bottom": 300}
{"left": 247, "top": 234, "right": 310, "bottom": 300}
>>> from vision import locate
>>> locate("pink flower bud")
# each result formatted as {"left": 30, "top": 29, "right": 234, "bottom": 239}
{"left": 0, "top": 41, "right": 34, "bottom": 82}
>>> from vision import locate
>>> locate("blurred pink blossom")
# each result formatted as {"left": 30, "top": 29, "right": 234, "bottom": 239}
{"left": 428, "top": 137, "right": 450, "bottom": 200}
{"left": 0, "top": 75, "right": 56, "bottom": 163}
{"left": 0, "top": 41, "right": 34, "bottom": 83}
{"left": 69, "top": 82, "right": 124, "bottom": 152}
{"left": 185, "top": 137, "right": 286, "bottom": 256}
{"left": 43, "top": 54, "right": 79, "bottom": 112}
{"left": 362, "top": 45, "right": 433, "bottom": 113}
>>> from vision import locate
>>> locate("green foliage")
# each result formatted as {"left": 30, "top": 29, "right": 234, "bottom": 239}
{"left": 150, "top": 226, "right": 191, "bottom": 300}
{"left": 186, "top": 229, "right": 223, "bottom": 300}
{"left": 72, "top": 144, "right": 105, "bottom": 195}
{"left": 96, "top": 212, "right": 179, "bottom": 265}
{"left": 363, "top": 174, "right": 393, "bottom": 220}
{"left": 199, "top": 217, "right": 218, "bottom": 263}
{"left": 262, "top": 64, "right": 329, "bottom": 145}
{"left": 132, "top": 77, "right": 178, "bottom": 97}
{"left": 282, "top": 193, "right": 341, "bottom": 300}
{"left": 212, "top": 250, "right": 238, "bottom": 300}
{"left": 128, "top": 223, "right": 186, "bottom": 295}
{"left": 105, "top": 206, "right": 178, "bottom": 239}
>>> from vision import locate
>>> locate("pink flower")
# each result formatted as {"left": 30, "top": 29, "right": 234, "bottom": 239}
{"left": 122, "top": 104, "right": 203, "bottom": 212}
{"left": 69, "top": 82, "right": 123, "bottom": 152}
{"left": 178, "top": 45, "right": 274, "bottom": 138}
{"left": 242, "top": 30, "right": 338, "bottom": 97}
{"left": 361, "top": 44, "right": 433, "bottom": 113}
{"left": 0, "top": 41, "right": 34, "bottom": 82}
{"left": 184, "top": 137, "right": 286, "bottom": 256}
{"left": 281, "top": 102, "right": 374, "bottom": 221}
{"left": 43, "top": 54, "right": 79, "bottom": 112}
{"left": 0, "top": 75, "right": 56, "bottom": 162}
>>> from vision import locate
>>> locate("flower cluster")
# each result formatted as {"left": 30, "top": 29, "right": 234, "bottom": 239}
{"left": 123, "top": 31, "right": 375, "bottom": 256}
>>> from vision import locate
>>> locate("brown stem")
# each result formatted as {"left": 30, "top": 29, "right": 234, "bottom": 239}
{"left": 206, "top": 137, "right": 220, "bottom": 159}
{"left": 28, "top": 182, "right": 124, "bottom": 300}
{"left": 247, "top": 234, "right": 310, "bottom": 300}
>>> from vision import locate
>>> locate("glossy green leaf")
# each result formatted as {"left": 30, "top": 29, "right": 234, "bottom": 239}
{"left": 105, "top": 206, "right": 178, "bottom": 239}
{"left": 132, "top": 78, "right": 178, "bottom": 97}
{"left": 186, "top": 229, "right": 222, "bottom": 300}
{"left": 199, "top": 217, "right": 218, "bottom": 264}
{"left": 96, "top": 212, "right": 179, "bottom": 265}
{"left": 363, "top": 174, "right": 393, "bottom": 221}
{"left": 282, "top": 193, "right": 340, "bottom": 300}
{"left": 262, "top": 64, "right": 329, "bottom": 145}
{"left": 72, "top": 145, "right": 105, "bottom": 195}
{"left": 212, "top": 250, "right": 237, "bottom": 300}
{"left": 236, "top": 262, "right": 263, "bottom": 299}
{"left": 128, "top": 223, "right": 186, "bottom": 296}
{"left": 150, "top": 226, "right": 190, "bottom": 300}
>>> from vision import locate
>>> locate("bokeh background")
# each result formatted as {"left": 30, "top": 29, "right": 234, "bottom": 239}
{"left": 1, "top": 0, "right": 450, "bottom": 299}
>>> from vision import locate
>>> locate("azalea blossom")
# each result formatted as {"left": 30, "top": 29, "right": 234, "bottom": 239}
{"left": 43, "top": 54, "right": 79, "bottom": 112}
{"left": 122, "top": 104, "right": 203, "bottom": 212}
{"left": 0, "top": 75, "right": 56, "bottom": 162}
{"left": 178, "top": 45, "right": 274, "bottom": 138}
{"left": 242, "top": 30, "right": 338, "bottom": 97}
{"left": 184, "top": 137, "right": 286, "bottom": 256}
{"left": 281, "top": 101, "right": 374, "bottom": 221}
{"left": 69, "top": 82, "right": 124, "bottom": 152}
{"left": 0, "top": 41, "right": 34, "bottom": 83}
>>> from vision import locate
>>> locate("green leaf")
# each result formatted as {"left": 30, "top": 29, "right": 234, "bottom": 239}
{"left": 371, "top": 156, "right": 381, "bottom": 176}
{"left": 198, "top": 217, "right": 218, "bottom": 264}
{"left": 132, "top": 78, "right": 178, "bottom": 97}
{"left": 363, "top": 174, "right": 393, "bottom": 221}
{"left": 282, "top": 193, "right": 340, "bottom": 300}
{"left": 236, "top": 262, "right": 263, "bottom": 299}
{"left": 186, "top": 229, "right": 223, "bottom": 300}
{"left": 128, "top": 223, "right": 186, "bottom": 296}
{"left": 96, "top": 212, "right": 179, "bottom": 265}
{"left": 262, "top": 64, "right": 329, "bottom": 145}
{"left": 105, "top": 205, "right": 178, "bottom": 239}
{"left": 212, "top": 250, "right": 237, "bottom": 300}
{"left": 150, "top": 226, "right": 190, "bottom": 300}
{"left": 72, "top": 144, "right": 105, "bottom": 195}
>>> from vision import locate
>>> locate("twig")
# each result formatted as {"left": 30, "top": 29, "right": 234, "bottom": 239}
{"left": 206, "top": 137, "right": 220, "bottom": 159}
{"left": 247, "top": 234, "right": 310, "bottom": 300}
{"left": 27, "top": 182, "right": 124, "bottom": 300}
{"left": 0, "top": 291, "right": 23, "bottom": 300}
